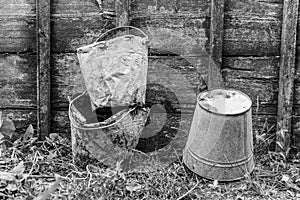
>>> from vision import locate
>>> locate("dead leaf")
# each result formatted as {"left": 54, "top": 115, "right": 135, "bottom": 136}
{"left": 23, "top": 124, "right": 34, "bottom": 144}
{"left": 0, "top": 116, "right": 16, "bottom": 139}
{"left": 10, "top": 161, "right": 25, "bottom": 175}
{"left": 6, "top": 183, "right": 18, "bottom": 192}
{"left": 47, "top": 151, "right": 57, "bottom": 160}
{"left": 0, "top": 132, "right": 4, "bottom": 141}
{"left": 0, "top": 171, "right": 16, "bottom": 182}
{"left": 126, "top": 180, "right": 142, "bottom": 192}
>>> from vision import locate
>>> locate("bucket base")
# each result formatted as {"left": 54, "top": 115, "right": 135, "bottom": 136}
{"left": 183, "top": 147, "right": 254, "bottom": 181}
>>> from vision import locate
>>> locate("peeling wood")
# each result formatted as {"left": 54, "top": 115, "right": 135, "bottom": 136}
{"left": 276, "top": 0, "right": 299, "bottom": 153}
{"left": 208, "top": 0, "right": 224, "bottom": 88}
{"left": 37, "top": 0, "right": 51, "bottom": 137}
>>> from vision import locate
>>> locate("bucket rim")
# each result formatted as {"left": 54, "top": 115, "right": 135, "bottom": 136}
{"left": 197, "top": 88, "right": 252, "bottom": 116}
{"left": 68, "top": 91, "right": 147, "bottom": 130}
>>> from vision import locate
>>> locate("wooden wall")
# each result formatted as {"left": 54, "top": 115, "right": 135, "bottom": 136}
{"left": 1, "top": 0, "right": 300, "bottom": 147}
{"left": 0, "top": 0, "right": 36, "bottom": 132}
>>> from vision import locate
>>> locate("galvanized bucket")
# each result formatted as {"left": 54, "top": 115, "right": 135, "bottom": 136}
{"left": 183, "top": 88, "right": 254, "bottom": 181}
{"left": 69, "top": 91, "right": 150, "bottom": 168}
{"left": 76, "top": 26, "right": 148, "bottom": 108}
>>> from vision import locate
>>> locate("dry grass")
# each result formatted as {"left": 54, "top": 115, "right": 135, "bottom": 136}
{"left": 0, "top": 124, "right": 300, "bottom": 200}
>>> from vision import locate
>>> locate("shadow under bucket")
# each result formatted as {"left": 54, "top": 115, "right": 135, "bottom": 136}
{"left": 69, "top": 92, "right": 149, "bottom": 168}
{"left": 183, "top": 88, "right": 254, "bottom": 181}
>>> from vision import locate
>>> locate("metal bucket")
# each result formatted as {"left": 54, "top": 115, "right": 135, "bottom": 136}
{"left": 69, "top": 92, "right": 150, "bottom": 168}
{"left": 76, "top": 26, "right": 148, "bottom": 108}
{"left": 183, "top": 88, "right": 254, "bottom": 181}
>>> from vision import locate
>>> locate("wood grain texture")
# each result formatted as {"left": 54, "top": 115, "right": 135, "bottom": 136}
{"left": 0, "top": 0, "right": 36, "bottom": 53}
{"left": 0, "top": 54, "right": 37, "bottom": 108}
{"left": 37, "top": 0, "right": 51, "bottom": 137}
{"left": 276, "top": 0, "right": 299, "bottom": 153}
{"left": 223, "top": 0, "right": 282, "bottom": 56}
{"left": 208, "top": 0, "right": 224, "bottom": 89}
{"left": 115, "top": 0, "right": 129, "bottom": 26}
{"left": 223, "top": 57, "right": 279, "bottom": 106}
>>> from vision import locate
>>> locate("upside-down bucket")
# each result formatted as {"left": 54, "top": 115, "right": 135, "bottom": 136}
{"left": 183, "top": 88, "right": 254, "bottom": 181}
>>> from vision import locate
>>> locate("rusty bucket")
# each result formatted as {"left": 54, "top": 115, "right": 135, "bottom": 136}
{"left": 69, "top": 92, "right": 150, "bottom": 168}
{"left": 183, "top": 88, "right": 254, "bottom": 181}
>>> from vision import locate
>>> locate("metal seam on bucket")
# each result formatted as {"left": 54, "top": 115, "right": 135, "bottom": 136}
{"left": 185, "top": 147, "right": 253, "bottom": 168}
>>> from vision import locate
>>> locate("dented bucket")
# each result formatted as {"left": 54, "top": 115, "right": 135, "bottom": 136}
{"left": 76, "top": 26, "right": 148, "bottom": 108}
{"left": 69, "top": 91, "right": 149, "bottom": 168}
{"left": 183, "top": 89, "right": 254, "bottom": 181}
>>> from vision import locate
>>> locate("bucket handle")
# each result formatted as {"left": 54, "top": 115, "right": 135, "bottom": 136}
{"left": 69, "top": 91, "right": 140, "bottom": 130}
{"left": 96, "top": 26, "right": 148, "bottom": 42}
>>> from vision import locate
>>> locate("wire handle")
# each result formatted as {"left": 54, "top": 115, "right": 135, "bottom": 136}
{"left": 96, "top": 26, "right": 148, "bottom": 42}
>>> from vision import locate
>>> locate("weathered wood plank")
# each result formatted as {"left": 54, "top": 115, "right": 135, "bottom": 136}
{"left": 292, "top": 116, "right": 300, "bottom": 149}
{"left": 50, "top": 17, "right": 114, "bottom": 53}
{"left": 37, "top": 0, "right": 51, "bottom": 137}
{"left": 224, "top": 78, "right": 278, "bottom": 107}
{"left": 0, "top": 0, "right": 36, "bottom": 53}
{"left": 223, "top": 0, "right": 282, "bottom": 56}
{"left": 223, "top": 56, "right": 279, "bottom": 80}
{"left": 116, "top": 0, "right": 129, "bottom": 26}
{"left": 0, "top": 54, "right": 37, "bottom": 108}
{"left": 129, "top": 0, "right": 211, "bottom": 17}
{"left": 208, "top": 0, "right": 224, "bottom": 88}
{"left": 276, "top": 0, "right": 299, "bottom": 153}
{"left": 223, "top": 56, "right": 279, "bottom": 106}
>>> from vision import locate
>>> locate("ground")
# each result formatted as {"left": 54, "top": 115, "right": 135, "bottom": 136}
{"left": 0, "top": 125, "right": 300, "bottom": 200}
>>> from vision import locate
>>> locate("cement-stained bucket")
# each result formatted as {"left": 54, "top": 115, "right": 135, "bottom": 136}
{"left": 183, "top": 88, "right": 254, "bottom": 181}
{"left": 77, "top": 26, "right": 148, "bottom": 108}
{"left": 69, "top": 91, "right": 150, "bottom": 168}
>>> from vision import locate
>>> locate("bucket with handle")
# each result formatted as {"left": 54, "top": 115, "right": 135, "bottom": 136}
{"left": 183, "top": 88, "right": 254, "bottom": 181}
{"left": 76, "top": 26, "right": 148, "bottom": 109}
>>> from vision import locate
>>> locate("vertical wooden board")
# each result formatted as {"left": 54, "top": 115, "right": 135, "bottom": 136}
{"left": 116, "top": 0, "right": 129, "bottom": 26}
{"left": 37, "top": 0, "right": 51, "bottom": 137}
{"left": 0, "top": 0, "right": 36, "bottom": 52}
{"left": 223, "top": 0, "right": 282, "bottom": 56}
{"left": 0, "top": 54, "right": 37, "bottom": 108}
{"left": 208, "top": 0, "right": 224, "bottom": 89}
{"left": 276, "top": 0, "right": 299, "bottom": 152}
